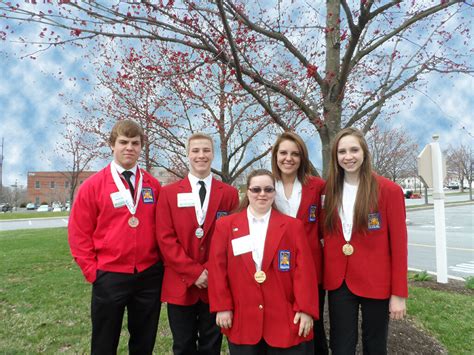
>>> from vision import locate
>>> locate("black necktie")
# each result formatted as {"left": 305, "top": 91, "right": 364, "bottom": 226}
{"left": 198, "top": 181, "right": 206, "bottom": 207}
{"left": 122, "top": 171, "right": 135, "bottom": 198}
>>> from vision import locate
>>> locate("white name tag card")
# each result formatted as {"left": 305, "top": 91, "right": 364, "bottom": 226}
{"left": 231, "top": 235, "right": 253, "bottom": 256}
{"left": 110, "top": 191, "right": 126, "bottom": 208}
{"left": 177, "top": 193, "right": 195, "bottom": 208}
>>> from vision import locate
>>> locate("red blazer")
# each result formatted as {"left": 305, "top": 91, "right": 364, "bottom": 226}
{"left": 295, "top": 176, "right": 325, "bottom": 284}
{"left": 208, "top": 209, "right": 318, "bottom": 348}
{"left": 323, "top": 175, "right": 408, "bottom": 299}
{"left": 156, "top": 177, "right": 239, "bottom": 305}
{"left": 68, "top": 165, "right": 162, "bottom": 283}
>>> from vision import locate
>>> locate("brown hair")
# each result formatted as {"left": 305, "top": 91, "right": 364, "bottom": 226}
{"left": 186, "top": 132, "right": 214, "bottom": 154}
{"left": 236, "top": 169, "right": 276, "bottom": 212}
{"left": 271, "top": 131, "right": 310, "bottom": 184}
{"left": 324, "top": 127, "right": 378, "bottom": 233}
{"left": 109, "top": 120, "right": 144, "bottom": 146}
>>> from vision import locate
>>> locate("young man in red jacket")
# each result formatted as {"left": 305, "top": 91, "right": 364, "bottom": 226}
{"left": 157, "top": 133, "right": 239, "bottom": 355}
{"left": 68, "top": 120, "right": 163, "bottom": 354}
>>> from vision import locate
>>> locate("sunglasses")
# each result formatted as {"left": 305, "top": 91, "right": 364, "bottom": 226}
{"left": 248, "top": 186, "right": 275, "bottom": 194}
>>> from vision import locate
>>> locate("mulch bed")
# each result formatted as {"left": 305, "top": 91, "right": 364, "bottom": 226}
{"left": 387, "top": 317, "right": 447, "bottom": 354}
{"left": 321, "top": 279, "right": 471, "bottom": 354}
{"left": 409, "top": 278, "right": 473, "bottom": 296}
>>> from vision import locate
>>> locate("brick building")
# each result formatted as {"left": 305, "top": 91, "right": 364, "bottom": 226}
{"left": 27, "top": 171, "right": 97, "bottom": 206}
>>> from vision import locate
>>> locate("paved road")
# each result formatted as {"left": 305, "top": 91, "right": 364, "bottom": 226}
{"left": 405, "top": 191, "right": 471, "bottom": 207}
{"left": 407, "top": 204, "right": 473, "bottom": 280}
{"left": 0, "top": 217, "right": 68, "bottom": 231}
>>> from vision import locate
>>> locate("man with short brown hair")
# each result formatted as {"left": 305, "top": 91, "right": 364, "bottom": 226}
{"left": 69, "top": 119, "right": 163, "bottom": 354}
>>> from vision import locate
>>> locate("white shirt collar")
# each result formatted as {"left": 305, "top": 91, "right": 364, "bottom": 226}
{"left": 112, "top": 161, "right": 138, "bottom": 176}
{"left": 188, "top": 172, "right": 212, "bottom": 188}
{"left": 247, "top": 206, "right": 272, "bottom": 224}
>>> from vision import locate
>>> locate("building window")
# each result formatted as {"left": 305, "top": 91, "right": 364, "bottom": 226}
{"left": 35, "top": 197, "right": 40, "bottom": 205}
{"left": 65, "top": 181, "right": 69, "bottom": 189}
{"left": 50, "top": 181, "right": 55, "bottom": 189}
{"left": 35, "top": 181, "right": 40, "bottom": 189}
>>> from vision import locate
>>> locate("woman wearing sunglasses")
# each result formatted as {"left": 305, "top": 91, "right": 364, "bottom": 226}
{"left": 271, "top": 132, "right": 327, "bottom": 354}
{"left": 208, "top": 169, "right": 318, "bottom": 354}
{"left": 323, "top": 128, "right": 407, "bottom": 354}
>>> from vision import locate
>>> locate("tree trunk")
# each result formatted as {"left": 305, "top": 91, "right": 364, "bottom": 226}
{"left": 319, "top": 0, "right": 342, "bottom": 179}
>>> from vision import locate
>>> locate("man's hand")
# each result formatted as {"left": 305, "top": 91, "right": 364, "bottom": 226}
{"left": 216, "top": 311, "right": 233, "bottom": 329}
{"left": 194, "top": 269, "right": 208, "bottom": 289}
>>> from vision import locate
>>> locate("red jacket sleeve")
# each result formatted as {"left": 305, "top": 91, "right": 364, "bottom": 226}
{"left": 208, "top": 218, "right": 234, "bottom": 312}
{"left": 292, "top": 219, "right": 319, "bottom": 319}
{"left": 387, "top": 183, "right": 408, "bottom": 298}
{"left": 68, "top": 181, "right": 99, "bottom": 283}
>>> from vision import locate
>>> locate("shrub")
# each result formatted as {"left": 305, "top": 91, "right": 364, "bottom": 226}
{"left": 465, "top": 276, "right": 474, "bottom": 290}
{"left": 410, "top": 270, "right": 433, "bottom": 281}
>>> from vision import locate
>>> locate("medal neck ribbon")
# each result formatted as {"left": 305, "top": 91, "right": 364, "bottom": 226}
{"left": 110, "top": 163, "right": 143, "bottom": 215}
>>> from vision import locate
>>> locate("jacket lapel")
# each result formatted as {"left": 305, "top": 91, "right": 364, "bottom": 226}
{"left": 296, "top": 181, "right": 314, "bottom": 221}
{"left": 261, "top": 209, "right": 286, "bottom": 272}
{"left": 231, "top": 211, "right": 255, "bottom": 278}
{"left": 203, "top": 178, "right": 223, "bottom": 237}
{"left": 178, "top": 177, "right": 198, "bottom": 226}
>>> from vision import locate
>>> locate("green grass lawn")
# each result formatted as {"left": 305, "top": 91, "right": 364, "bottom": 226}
{"left": 0, "top": 228, "right": 172, "bottom": 353}
{"left": 0, "top": 211, "right": 70, "bottom": 220}
{"left": 407, "top": 287, "right": 474, "bottom": 354}
{"left": 0, "top": 228, "right": 472, "bottom": 353}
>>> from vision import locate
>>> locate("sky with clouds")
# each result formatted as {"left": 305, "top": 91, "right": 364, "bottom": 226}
{"left": 0, "top": 3, "right": 472, "bottom": 189}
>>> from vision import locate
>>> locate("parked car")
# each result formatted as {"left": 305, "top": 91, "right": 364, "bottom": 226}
{"left": 26, "top": 203, "right": 36, "bottom": 210}
{"left": 52, "top": 206, "right": 62, "bottom": 212}
{"left": 36, "top": 205, "right": 50, "bottom": 212}
{"left": 0, "top": 203, "right": 13, "bottom": 213}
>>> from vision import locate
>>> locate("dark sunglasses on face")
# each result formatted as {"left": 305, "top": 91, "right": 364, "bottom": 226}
{"left": 248, "top": 186, "right": 275, "bottom": 194}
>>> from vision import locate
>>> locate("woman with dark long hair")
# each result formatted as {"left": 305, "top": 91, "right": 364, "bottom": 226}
{"left": 208, "top": 169, "right": 318, "bottom": 354}
{"left": 271, "top": 132, "right": 327, "bottom": 354}
{"left": 323, "top": 127, "right": 407, "bottom": 354}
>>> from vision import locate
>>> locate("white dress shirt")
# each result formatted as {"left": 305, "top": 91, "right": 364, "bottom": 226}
{"left": 188, "top": 173, "right": 213, "bottom": 226}
{"left": 339, "top": 181, "right": 358, "bottom": 242}
{"left": 112, "top": 161, "right": 138, "bottom": 188}
{"left": 275, "top": 178, "right": 302, "bottom": 217}
{"left": 247, "top": 207, "right": 271, "bottom": 271}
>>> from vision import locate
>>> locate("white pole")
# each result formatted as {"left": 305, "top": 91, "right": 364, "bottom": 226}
{"left": 431, "top": 134, "right": 448, "bottom": 283}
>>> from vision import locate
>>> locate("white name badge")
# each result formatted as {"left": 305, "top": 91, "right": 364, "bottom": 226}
{"left": 177, "top": 193, "right": 195, "bottom": 208}
{"left": 110, "top": 191, "right": 126, "bottom": 208}
{"left": 231, "top": 235, "right": 253, "bottom": 256}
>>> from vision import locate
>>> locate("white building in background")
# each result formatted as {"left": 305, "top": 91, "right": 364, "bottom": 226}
{"left": 399, "top": 176, "right": 425, "bottom": 192}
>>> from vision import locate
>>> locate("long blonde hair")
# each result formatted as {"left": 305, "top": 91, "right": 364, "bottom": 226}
{"left": 324, "top": 128, "right": 378, "bottom": 233}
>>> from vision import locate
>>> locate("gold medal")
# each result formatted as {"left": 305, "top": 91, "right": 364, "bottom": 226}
{"left": 128, "top": 216, "right": 139, "bottom": 228}
{"left": 254, "top": 270, "right": 266, "bottom": 283}
{"left": 342, "top": 243, "right": 354, "bottom": 256}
